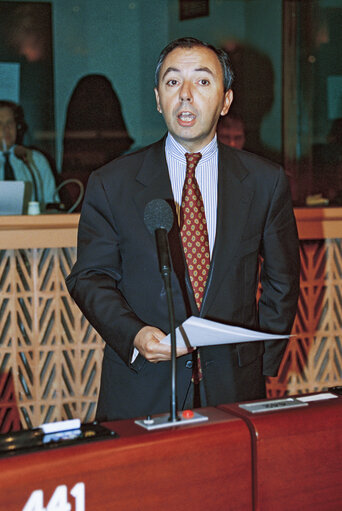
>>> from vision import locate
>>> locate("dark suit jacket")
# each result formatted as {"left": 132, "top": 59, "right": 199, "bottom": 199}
{"left": 66, "top": 137, "right": 300, "bottom": 420}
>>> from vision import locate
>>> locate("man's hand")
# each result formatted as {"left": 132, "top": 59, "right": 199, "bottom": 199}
{"left": 134, "top": 326, "right": 189, "bottom": 363}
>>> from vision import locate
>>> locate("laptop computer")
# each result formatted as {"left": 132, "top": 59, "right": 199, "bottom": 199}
{"left": 0, "top": 181, "right": 31, "bottom": 215}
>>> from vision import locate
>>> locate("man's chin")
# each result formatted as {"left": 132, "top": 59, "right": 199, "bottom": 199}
{"left": 171, "top": 127, "right": 200, "bottom": 143}
{"left": 171, "top": 130, "right": 214, "bottom": 151}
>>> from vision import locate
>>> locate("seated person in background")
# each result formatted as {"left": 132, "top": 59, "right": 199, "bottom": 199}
{"left": 0, "top": 100, "right": 58, "bottom": 211}
{"left": 217, "top": 113, "right": 245, "bottom": 150}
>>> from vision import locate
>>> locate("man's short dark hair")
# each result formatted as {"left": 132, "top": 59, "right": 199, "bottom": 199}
{"left": 155, "top": 37, "right": 234, "bottom": 92}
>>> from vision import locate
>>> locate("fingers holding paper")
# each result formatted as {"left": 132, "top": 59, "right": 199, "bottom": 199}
{"left": 133, "top": 325, "right": 190, "bottom": 363}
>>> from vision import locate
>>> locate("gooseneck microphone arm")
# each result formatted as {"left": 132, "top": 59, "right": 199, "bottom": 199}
{"left": 144, "top": 199, "right": 179, "bottom": 423}
{"left": 14, "top": 146, "right": 39, "bottom": 202}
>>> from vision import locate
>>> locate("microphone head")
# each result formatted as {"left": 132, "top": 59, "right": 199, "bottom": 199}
{"left": 144, "top": 199, "right": 174, "bottom": 234}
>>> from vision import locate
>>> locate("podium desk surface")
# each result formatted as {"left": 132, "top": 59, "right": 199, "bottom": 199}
{"left": 220, "top": 393, "right": 342, "bottom": 511}
{"left": 1, "top": 207, "right": 342, "bottom": 249}
{"left": 0, "top": 213, "right": 79, "bottom": 249}
{"left": 0, "top": 407, "right": 252, "bottom": 511}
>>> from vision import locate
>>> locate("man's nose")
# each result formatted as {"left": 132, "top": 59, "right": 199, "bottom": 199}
{"left": 179, "top": 82, "right": 192, "bottom": 102}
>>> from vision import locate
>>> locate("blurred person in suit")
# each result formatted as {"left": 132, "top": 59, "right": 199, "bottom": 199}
{"left": 0, "top": 100, "right": 58, "bottom": 210}
{"left": 217, "top": 113, "right": 245, "bottom": 150}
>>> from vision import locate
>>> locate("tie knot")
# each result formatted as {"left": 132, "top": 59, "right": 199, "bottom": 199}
{"left": 185, "top": 152, "right": 202, "bottom": 170}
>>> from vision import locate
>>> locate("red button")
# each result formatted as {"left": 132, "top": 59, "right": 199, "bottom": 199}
{"left": 182, "top": 409, "right": 194, "bottom": 419}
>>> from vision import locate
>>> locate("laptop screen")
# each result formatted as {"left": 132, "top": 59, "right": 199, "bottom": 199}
{"left": 0, "top": 181, "right": 30, "bottom": 215}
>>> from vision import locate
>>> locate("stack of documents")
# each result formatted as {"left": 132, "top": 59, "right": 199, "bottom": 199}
{"left": 161, "top": 316, "right": 291, "bottom": 349}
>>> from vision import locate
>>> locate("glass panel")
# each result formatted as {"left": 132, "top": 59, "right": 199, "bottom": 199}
{"left": 0, "top": 0, "right": 286, "bottom": 215}
{"left": 283, "top": 0, "right": 342, "bottom": 206}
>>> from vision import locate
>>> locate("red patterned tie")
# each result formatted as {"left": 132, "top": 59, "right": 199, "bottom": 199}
{"left": 181, "top": 152, "right": 209, "bottom": 387}
{"left": 181, "top": 152, "right": 210, "bottom": 310}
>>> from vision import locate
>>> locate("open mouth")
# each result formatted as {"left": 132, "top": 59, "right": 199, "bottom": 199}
{"left": 177, "top": 111, "right": 196, "bottom": 126}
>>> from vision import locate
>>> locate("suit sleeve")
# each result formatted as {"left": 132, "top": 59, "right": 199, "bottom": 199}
{"left": 65, "top": 171, "right": 146, "bottom": 365}
{"left": 259, "top": 167, "right": 300, "bottom": 376}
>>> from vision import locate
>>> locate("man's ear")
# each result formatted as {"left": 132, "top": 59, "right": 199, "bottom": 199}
{"left": 154, "top": 88, "right": 162, "bottom": 114}
{"left": 221, "top": 89, "right": 233, "bottom": 116}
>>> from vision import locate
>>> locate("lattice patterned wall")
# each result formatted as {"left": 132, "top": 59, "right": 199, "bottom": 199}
{"left": 0, "top": 247, "right": 104, "bottom": 432}
{"left": 267, "top": 239, "right": 342, "bottom": 396}
{"left": 1, "top": 240, "right": 342, "bottom": 431}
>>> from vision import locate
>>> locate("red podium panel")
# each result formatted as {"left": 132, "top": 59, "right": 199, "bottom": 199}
{"left": 0, "top": 408, "right": 252, "bottom": 511}
{"left": 220, "top": 393, "right": 342, "bottom": 511}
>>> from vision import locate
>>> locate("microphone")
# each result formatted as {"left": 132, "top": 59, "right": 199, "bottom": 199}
{"left": 14, "top": 145, "right": 39, "bottom": 202}
{"left": 144, "top": 198, "right": 174, "bottom": 277}
{"left": 51, "top": 178, "right": 84, "bottom": 213}
{"left": 144, "top": 199, "right": 179, "bottom": 423}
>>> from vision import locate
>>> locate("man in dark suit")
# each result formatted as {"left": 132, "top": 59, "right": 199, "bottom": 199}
{"left": 66, "top": 37, "right": 300, "bottom": 421}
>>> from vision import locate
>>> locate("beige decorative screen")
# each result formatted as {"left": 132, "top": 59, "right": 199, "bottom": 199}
{"left": 0, "top": 247, "right": 104, "bottom": 432}
{"left": 267, "top": 239, "right": 342, "bottom": 397}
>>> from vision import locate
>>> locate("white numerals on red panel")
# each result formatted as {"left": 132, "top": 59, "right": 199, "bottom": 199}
{"left": 22, "top": 483, "right": 85, "bottom": 511}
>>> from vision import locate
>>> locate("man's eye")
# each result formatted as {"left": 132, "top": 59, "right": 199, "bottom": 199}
{"left": 166, "top": 79, "right": 178, "bottom": 86}
{"left": 199, "top": 79, "right": 210, "bottom": 86}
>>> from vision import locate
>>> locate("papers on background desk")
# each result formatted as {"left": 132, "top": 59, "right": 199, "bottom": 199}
{"left": 161, "top": 316, "right": 291, "bottom": 349}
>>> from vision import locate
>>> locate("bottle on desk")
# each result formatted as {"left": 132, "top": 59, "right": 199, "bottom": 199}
{"left": 27, "top": 201, "right": 41, "bottom": 215}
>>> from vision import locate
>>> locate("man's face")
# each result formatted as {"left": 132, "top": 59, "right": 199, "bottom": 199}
{"left": 217, "top": 121, "right": 245, "bottom": 150}
{"left": 154, "top": 46, "right": 233, "bottom": 152}
{"left": 0, "top": 107, "right": 17, "bottom": 150}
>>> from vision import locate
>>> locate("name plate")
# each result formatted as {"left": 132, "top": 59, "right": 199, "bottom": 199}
{"left": 239, "top": 397, "right": 309, "bottom": 414}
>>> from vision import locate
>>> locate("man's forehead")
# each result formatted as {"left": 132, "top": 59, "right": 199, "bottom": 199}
{"left": 160, "top": 46, "right": 222, "bottom": 76}
{"left": 0, "top": 107, "right": 14, "bottom": 119}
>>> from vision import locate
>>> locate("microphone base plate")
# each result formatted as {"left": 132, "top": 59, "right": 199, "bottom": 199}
{"left": 135, "top": 411, "right": 208, "bottom": 431}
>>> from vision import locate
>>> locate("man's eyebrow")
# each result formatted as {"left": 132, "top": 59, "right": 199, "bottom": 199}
{"left": 161, "top": 66, "right": 215, "bottom": 81}
{"left": 161, "top": 67, "right": 180, "bottom": 81}
{"left": 194, "top": 66, "right": 214, "bottom": 76}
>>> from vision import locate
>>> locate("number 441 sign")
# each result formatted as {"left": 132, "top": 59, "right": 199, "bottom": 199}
{"left": 22, "top": 483, "right": 85, "bottom": 511}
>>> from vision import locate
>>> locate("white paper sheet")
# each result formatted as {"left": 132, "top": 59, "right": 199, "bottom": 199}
{"left": 297, "top": 393, "right": 338, "bottom": 403}
{"left": 161, "top": 316, "right": 291, "bottom": 349}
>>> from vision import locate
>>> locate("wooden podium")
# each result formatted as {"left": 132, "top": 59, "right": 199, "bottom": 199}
{"left": 0, "top": 392, "right": 341, "bottom": 510}
{"left": 0, "top": 408, "right": 252, "bottom": 511}
{"left": 220, "top": 392, "right": 342, "bottom": 511}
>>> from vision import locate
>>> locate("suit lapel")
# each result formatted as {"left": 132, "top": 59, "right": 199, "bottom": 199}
{"left": 134, "top": 137, "right": 174, "bottom": 205}
{"left": 201, "top": 144, "right": 254, "bottom": 315}
{"left": 133, "top": 137, "right": 196, "bottom": 316}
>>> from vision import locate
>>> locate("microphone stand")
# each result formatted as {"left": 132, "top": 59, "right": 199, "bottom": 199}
{"left": 155, "top": 229, "right": 179, "bottom": 423}
{"left": 136, "top": 198, "right": 208, "bottom": 430}
{"left": 24, "top": 160, "right": 38, "bottom": 203}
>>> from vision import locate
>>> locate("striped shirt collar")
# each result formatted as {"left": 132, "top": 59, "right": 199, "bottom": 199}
{"left": 165, "top": 133, "right": 218, "bottom": 163}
